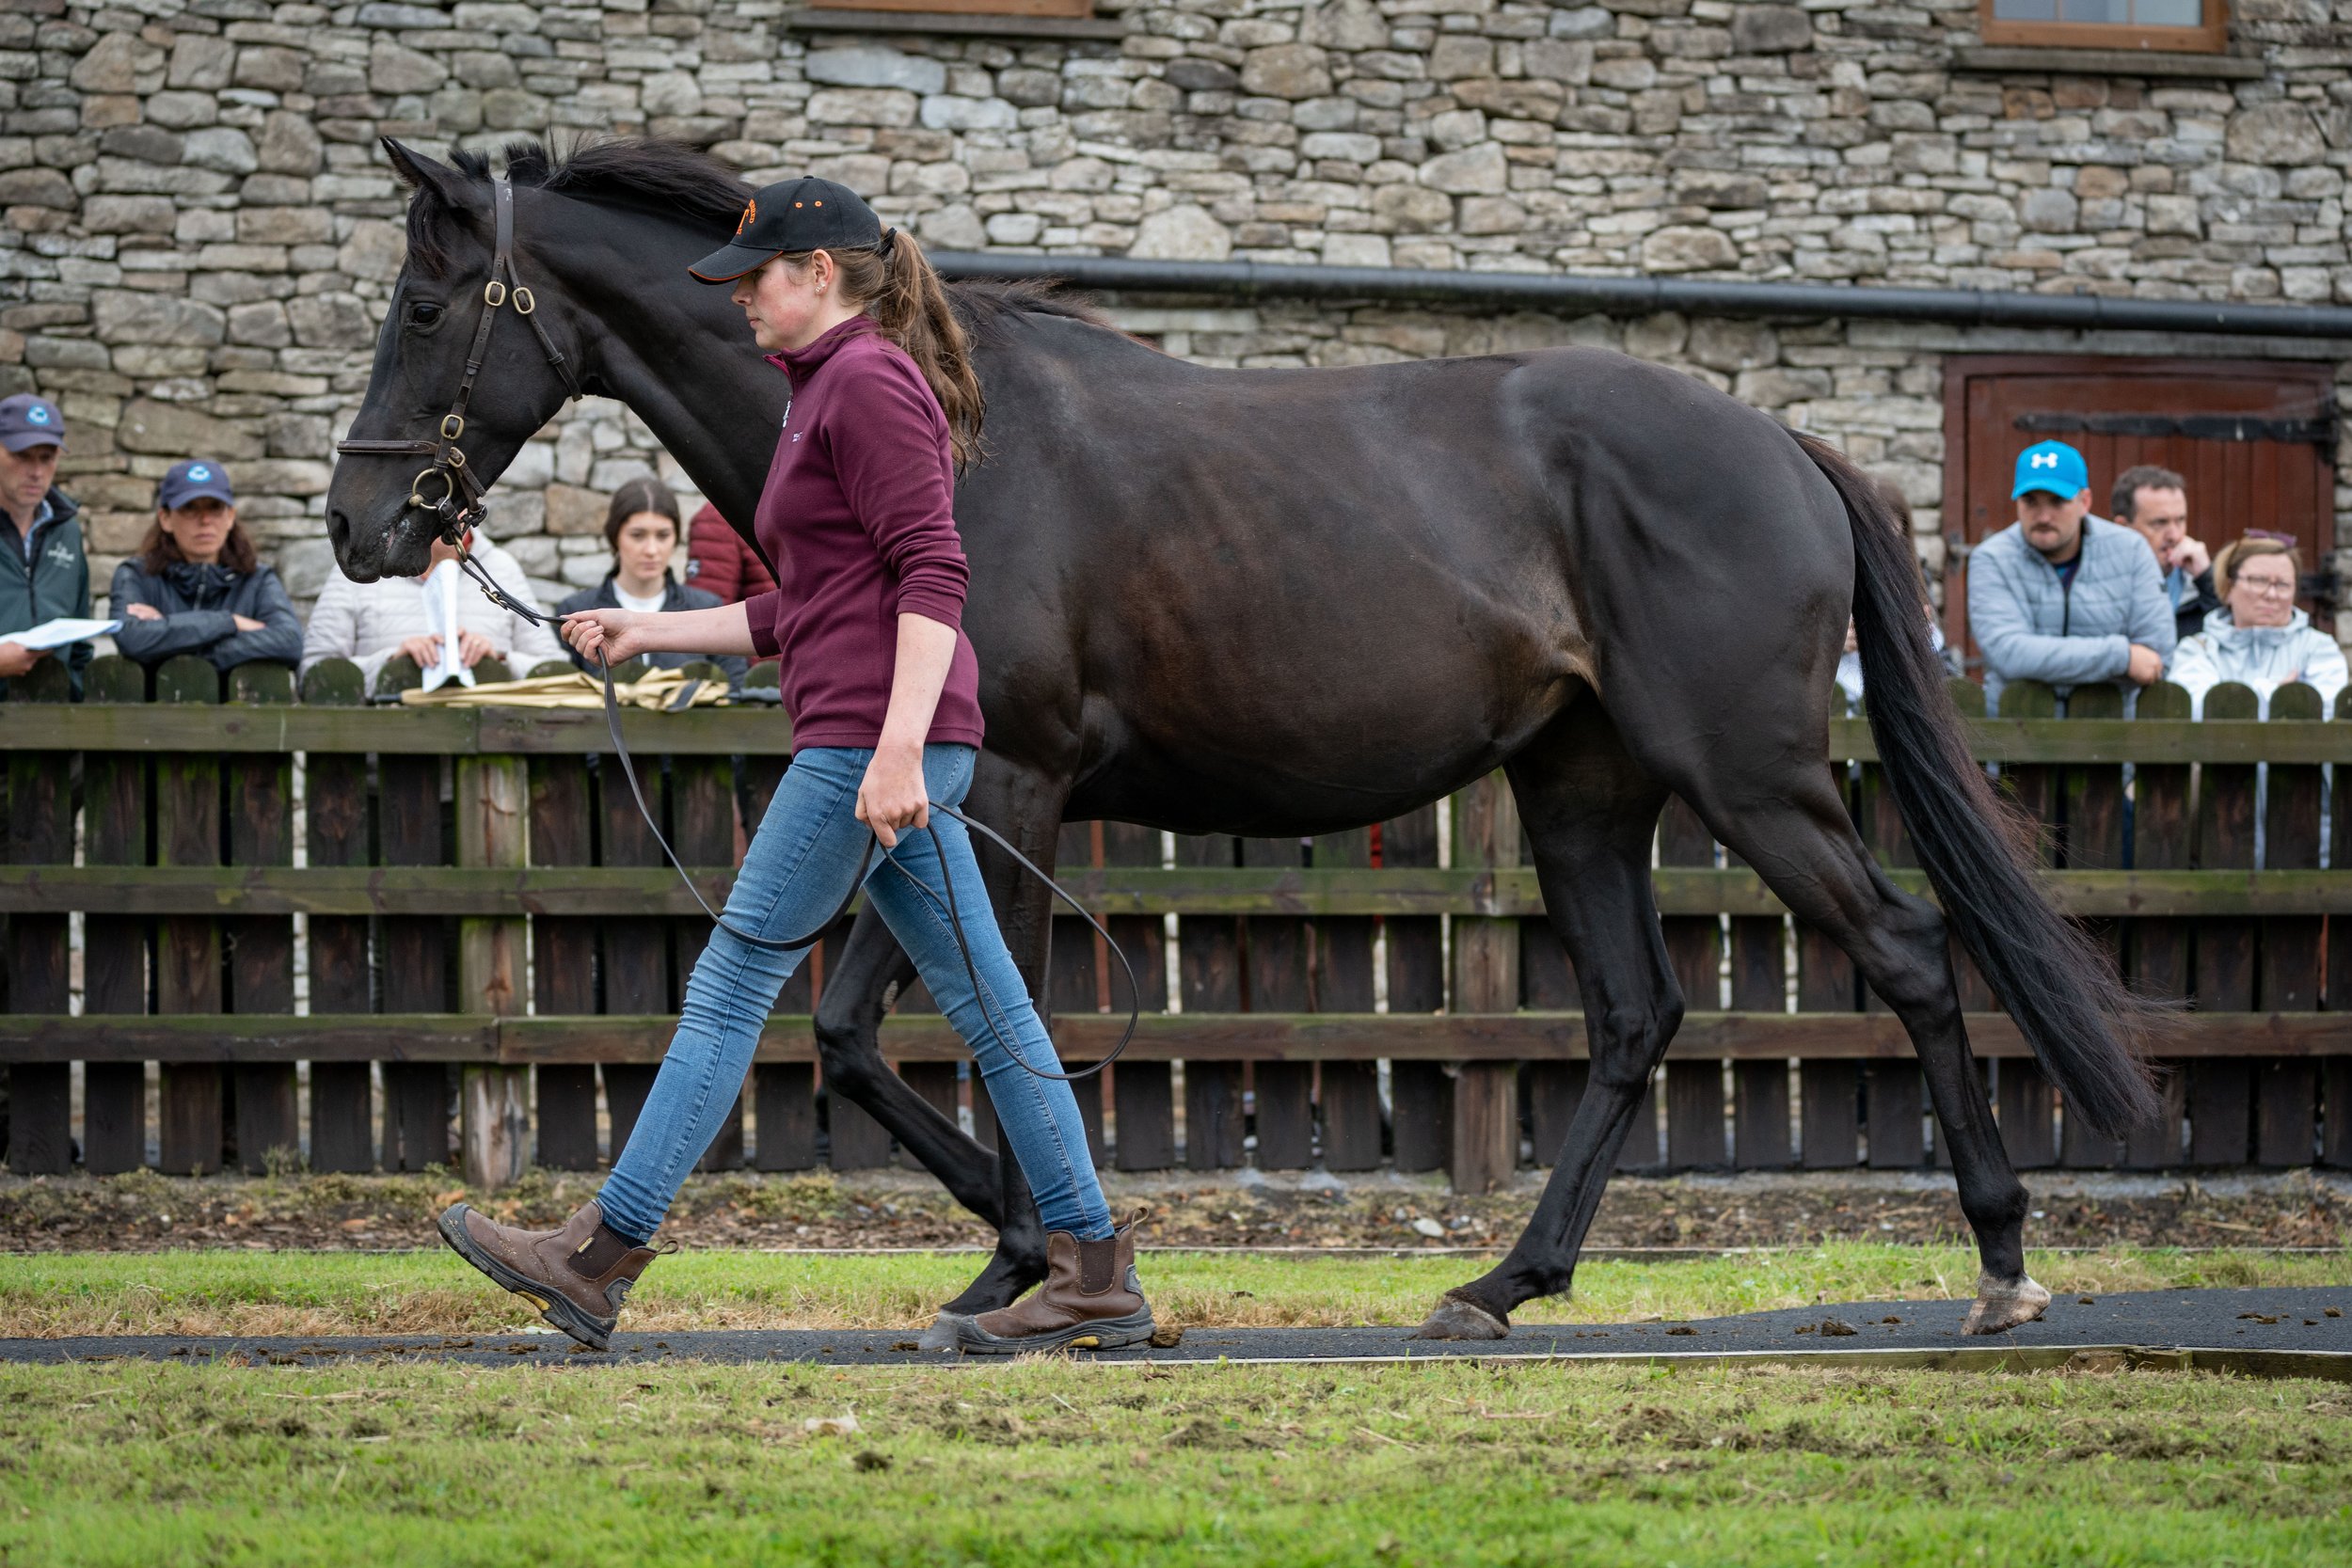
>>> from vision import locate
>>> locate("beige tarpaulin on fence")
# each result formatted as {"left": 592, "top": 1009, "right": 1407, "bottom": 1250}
{"left": 397, "top": 666, "right": 730, "bottom": 710}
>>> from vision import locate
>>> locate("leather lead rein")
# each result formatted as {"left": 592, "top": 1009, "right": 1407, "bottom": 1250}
{"left": 339, "top": 170, "right": 1135, "bottom": 1082}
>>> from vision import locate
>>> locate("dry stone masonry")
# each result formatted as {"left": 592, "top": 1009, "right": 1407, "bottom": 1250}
{"left": 4, "top": 0, "right": 2349, "bottom": 618}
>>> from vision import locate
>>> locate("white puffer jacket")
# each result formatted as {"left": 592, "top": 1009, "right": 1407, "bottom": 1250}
{"left": 2169, "top": 607, "right": 2349, "bottom": 718}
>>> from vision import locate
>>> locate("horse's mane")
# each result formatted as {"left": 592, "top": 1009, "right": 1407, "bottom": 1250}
{"left": 400, "top": 136, "right": 1109, "bottom": 341}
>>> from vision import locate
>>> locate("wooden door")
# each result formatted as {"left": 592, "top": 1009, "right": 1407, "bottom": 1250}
{"left": 1941, "top": 356, "right": 2338, "bottom": 671}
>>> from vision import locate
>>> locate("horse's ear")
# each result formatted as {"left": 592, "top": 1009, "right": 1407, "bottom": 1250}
{"left": 382, "top": 137, "right": 481, "bottom": 214}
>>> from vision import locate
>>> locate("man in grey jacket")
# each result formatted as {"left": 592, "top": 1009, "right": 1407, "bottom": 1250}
{"left": 1968, "top": 439, "right": 2174, "bottom": 713}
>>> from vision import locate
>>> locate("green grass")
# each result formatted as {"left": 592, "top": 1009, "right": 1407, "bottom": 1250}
{"left": 1, "top": 1243, "right": 2343, "bottom": 1338}
{"left": 3, "top": 1356, "right": 2347, "bottom": 1566}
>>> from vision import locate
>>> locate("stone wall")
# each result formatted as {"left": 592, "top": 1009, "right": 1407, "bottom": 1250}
{"left": 2, "top": 0, "right": 2347, "bottom": 623}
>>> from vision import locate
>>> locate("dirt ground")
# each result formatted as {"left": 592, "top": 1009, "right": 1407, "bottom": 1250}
{"left": 0, "top": 1164, "right": 2343, "bottom": 1254}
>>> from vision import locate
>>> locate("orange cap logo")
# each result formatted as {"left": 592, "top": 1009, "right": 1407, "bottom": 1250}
{"left": 736, "top": 198, "right": 756, "bottom": 235}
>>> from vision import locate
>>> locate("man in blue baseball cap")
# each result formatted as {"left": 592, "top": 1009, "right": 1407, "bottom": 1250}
{"left": 1966, "top": 437, "right": 2174, "bottom": 713}
{"left": 0, "top": 393, "right": 93, "bottom": 697}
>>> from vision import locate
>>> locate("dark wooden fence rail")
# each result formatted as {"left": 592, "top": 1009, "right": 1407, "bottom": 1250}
{"left": 5, "top": 656, "right": 2351, "bottom": 1190}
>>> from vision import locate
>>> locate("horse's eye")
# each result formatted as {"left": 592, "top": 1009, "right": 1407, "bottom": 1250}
{"left": 406, "top": 302, "right": 443, "bottom": 328}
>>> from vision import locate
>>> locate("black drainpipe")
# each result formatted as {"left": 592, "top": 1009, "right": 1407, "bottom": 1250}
{"left": 930, "top": 251, "right": 2352, "bottom": 341}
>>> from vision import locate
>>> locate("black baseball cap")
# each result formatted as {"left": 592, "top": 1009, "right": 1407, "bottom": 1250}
{"left": 688, "top": 178, "right": 889, "bottom": 283}
{"left": 158, "top": 459, "right": 234, "bottom": 511}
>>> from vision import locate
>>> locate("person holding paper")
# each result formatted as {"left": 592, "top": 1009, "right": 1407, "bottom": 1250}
{"left": 110, "top": 461, "right": 302, "bottom": 676}
{"left": 300, "top": 523, "right": 562, "bottom": 691}
{"left": 0, "top": 393, "right": 92, "bottom": 699}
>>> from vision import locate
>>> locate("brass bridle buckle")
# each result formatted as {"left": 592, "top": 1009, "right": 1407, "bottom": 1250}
{"left": 440, "top": 413, "right": 465, "bottom": 440}
{"left": 483, "top": 278, "right": 508, "bottom": 309}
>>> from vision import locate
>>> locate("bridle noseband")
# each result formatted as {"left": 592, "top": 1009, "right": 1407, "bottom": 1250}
{"left": 336, "top": 173, "right": 581, "bottom": 543}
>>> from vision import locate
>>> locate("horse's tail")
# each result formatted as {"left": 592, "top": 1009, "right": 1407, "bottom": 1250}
{"left": 1796, "top": 432, "right": 2162, "bottom": 1137}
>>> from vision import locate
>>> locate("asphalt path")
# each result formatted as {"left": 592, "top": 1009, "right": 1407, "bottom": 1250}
{"left": 6, "top": 1288, "right": 2349, "bottom": 1377}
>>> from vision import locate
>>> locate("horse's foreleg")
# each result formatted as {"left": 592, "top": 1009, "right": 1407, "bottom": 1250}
{"left": 1417, "top": 712, "right": 1680, "bottom": 1339}
{"left": 813, "top": 907, "right": 1004, "bottom": 1225}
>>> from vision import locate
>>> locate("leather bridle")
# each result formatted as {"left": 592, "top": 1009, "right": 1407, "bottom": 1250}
{"left": 335, "top": 174, "right": 581, "bottom": 542}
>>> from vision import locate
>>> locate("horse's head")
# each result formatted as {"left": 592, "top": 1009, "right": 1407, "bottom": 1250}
{"left": 326, "top": 140, "right": 586, "bottom": 581}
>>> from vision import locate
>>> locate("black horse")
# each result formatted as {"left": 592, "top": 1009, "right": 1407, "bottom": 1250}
{"left": 326, "top": 138, "right": 2157, "bottom": 1339}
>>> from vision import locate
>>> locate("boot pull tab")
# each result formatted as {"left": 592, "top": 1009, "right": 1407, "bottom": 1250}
{"left": 1076, "top": 1235, "right": 1120, "bottom": 1296}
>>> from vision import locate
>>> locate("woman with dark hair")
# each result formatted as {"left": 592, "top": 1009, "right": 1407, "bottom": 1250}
{"left": 437, "top": 177, "right": 1154, "bottom": 1356}
{"left": 554, "top": 476, "right": 746, "bottom": 688}
{"left": 110, "top": 459, "right": 302, "bottom": 673}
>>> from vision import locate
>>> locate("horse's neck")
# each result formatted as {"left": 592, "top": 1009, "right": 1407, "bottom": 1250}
{"left": 547, "top": 210, "right": 785, "bottom": 529}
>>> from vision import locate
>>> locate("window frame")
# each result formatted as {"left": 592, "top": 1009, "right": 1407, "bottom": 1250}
{"left": 1979, "top": 0, "right": 2228, "bottom": 55}
{"left": 811, "top": 0, "right": 1094, "bottom": 17}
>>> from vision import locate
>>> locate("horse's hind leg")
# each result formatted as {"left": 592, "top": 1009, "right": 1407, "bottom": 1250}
{"left": 1417, "top": 705, "right": 1681, "bottom": 1338}
{"left": 1680, "top": 769, "right": 2045, "bottom": 1335}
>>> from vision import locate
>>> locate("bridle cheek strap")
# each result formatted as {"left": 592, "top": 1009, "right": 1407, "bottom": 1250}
{"left": 334, "top": 172, "right": 581, "bottom": 544}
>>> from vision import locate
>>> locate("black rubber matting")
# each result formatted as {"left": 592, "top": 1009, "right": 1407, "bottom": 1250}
{"left": 7, "top": 1288, "right": 2349, "bottom": 1378}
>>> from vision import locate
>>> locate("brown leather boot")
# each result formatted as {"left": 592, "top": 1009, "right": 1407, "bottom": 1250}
{"left": 933, "top": 1215, "right": 1154, "bottom": 1354}
{"left": 436, "top": 1199, "right": 657, "bottom": 1352}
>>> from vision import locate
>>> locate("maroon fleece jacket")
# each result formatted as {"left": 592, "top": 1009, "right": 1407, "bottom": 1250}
{"left": 744, "top": 315, "right": 984, "bottom": 752}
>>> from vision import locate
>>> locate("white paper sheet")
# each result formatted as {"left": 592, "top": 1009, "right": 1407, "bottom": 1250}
{"left": 419, "top": 560, "right": 473, "bottom": 692}
{"left": 4, "top": 617, "right": 119, "bottom": 651}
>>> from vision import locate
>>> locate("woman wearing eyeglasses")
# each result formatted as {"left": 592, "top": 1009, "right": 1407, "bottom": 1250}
{"left": 2169, "top": 533, "right": 2348, "bottom": 718}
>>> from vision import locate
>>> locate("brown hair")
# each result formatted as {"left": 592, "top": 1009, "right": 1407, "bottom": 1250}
{"left": 604, "top": 476, "right": 682, "bottom": 560}
{"left": 778, "top": 232, "right": 985, "bottom": 469}
{"left": 2110, "top": 464, "right": 2186, "bottom": 524}
{"left": 2214, "top": 534, "right": 2301, "bottom": 599}
{"left": 137, "top": 504, "right": 257, "bottom": 576}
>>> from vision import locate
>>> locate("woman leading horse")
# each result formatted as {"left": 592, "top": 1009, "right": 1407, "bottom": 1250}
{"left": 436, "top": 178, "right": 1154, "bottom": 1355}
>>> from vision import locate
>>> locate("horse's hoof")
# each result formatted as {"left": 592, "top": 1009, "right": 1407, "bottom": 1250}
{"left": 919, "top": 1312, "right": 976, "bottom": 1353}
{"left": 1962, "top": 1272, "right": 2052, "bottom": 1336}
{"left": 1411, "top": 1293, "right": 1509, "bottom": 1341}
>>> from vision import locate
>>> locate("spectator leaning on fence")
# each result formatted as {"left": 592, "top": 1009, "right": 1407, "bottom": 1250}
{"left": 2112, "top": 463, "right": 2219, "bottom": 642}
{"left": 2169, "top": 534, "right": 2348, "bottom": 718}
{"left": 683, "top": 499, "right": 777, "bottom": 604}
{"left": 557, "top": 478, "right": 747, "bottom": 689}
{"left": 0, "top": 393, "right": 91, "bottom": 699}
{"left": 1967, "top": 438, "right": 2174, "bottom": 713}
{"left": 109, "top": 461, "right": 302, "bottom": 676}
{"left": 300, "top": 523, "right": 563, "bottom": 690}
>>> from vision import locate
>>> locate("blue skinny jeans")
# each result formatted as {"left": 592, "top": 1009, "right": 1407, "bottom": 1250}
{"left": 596, "top": 743, "right": 1114, "bottom": 1243}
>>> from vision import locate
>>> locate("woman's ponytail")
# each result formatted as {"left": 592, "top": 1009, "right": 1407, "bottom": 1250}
{"left": 779, "top": 225, "right": 985, "bottom": 467}
{"left": 871, "top": 231, "right": 984, "bottom": 470}
{"left": 803, "top": 231, "right": 984, "bottom": 470}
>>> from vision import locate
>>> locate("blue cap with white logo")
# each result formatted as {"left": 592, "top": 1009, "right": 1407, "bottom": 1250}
{"left": 158, "top": 459, "right": 234, "bottom": 511}
{"left": 0, "top": 393, "right": 65, "bottom": 453}
{"left": 2011, "top": 439, "right": 2090, "bottom": 500}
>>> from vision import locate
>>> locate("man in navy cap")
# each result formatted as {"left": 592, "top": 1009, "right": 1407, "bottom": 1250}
{"left": 1966, "top": 437, "right": 2173, "bottom": 713}
{"left": 0, "top": 393, "right": 92, "bottom": 697}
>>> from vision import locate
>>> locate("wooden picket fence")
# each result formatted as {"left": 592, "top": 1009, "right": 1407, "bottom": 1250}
{"left": 4, "top": 652, "right": 2351, "bottom": 1191}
